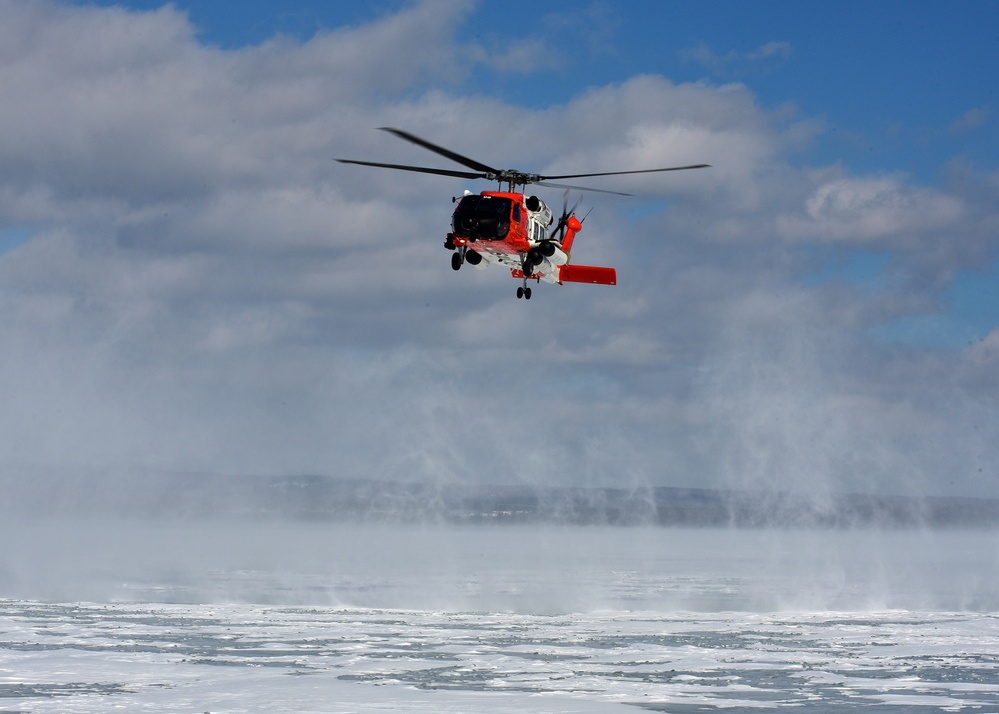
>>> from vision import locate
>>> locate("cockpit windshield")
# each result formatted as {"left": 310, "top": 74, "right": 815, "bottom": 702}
{"left": 451, "top": 195, "right": 513, "bottom": 241}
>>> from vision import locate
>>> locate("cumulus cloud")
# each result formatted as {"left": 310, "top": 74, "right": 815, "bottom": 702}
{"left": 0, "top": 0, "right": 996, "bottom": 499}
{"left": 779, "top": 175, "right": 964, "bottom": 244}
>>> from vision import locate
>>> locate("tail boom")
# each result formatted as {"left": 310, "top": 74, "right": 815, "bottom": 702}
{"left": 554, "top": 215, "right": 616, "bottom": 285}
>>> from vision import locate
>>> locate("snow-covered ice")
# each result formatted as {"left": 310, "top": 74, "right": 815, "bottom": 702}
{"left": 3, "top": 602, "right": 998, "bottom": 712}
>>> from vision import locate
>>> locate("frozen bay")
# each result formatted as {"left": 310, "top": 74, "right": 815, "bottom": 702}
{"left": 2, "top": 523, "right": 998, "bottom": 712}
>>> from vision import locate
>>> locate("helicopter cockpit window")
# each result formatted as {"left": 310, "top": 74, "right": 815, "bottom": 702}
{"left": 451, "top": 195, "right": 513, "bottom": 241}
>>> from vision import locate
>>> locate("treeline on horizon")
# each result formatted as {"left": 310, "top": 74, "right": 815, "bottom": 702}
{"left": 5, "top": 470, "right": 999, "bottom": 528}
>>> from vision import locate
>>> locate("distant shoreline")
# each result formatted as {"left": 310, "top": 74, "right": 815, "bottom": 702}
{"left": 4, "top": 470, "right": 998, "bottom": 528}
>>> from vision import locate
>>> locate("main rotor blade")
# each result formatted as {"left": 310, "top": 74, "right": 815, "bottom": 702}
{"left": 541, "top": 164, "right": 711, "bottom": 181}
{"left": 535, "top": 180, "right": 632, "bottom": 196}
{"left": 379, "top": 127, "right": 501, "bottom": 175}
{"left": 335, "top": 158, "right": 486, "bottom": 180}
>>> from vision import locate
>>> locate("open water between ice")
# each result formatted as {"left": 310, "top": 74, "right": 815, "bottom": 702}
{"left": 1, "top": 523, "right": 998, "bottom": 712}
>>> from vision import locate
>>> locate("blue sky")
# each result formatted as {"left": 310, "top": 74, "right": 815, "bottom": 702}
{"left": 1, "top": 0, "right": 997, "bottom": 498}
{"left": 111, "top": 1, "right": 999, "bottom": 174}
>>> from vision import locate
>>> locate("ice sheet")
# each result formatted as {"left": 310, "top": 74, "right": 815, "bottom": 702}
{"left": 2, "top": 603, "right": 998, "bottom": 712}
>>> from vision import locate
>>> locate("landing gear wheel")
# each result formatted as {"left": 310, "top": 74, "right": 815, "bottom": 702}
{"left": 451, "top": 252, "right": 462, "bottom": 271}
{"left": 524, "top": 287, "right": 532, "bottom": 300}
{"left": 516, "top": 287, "right": 524, "bottom": 299}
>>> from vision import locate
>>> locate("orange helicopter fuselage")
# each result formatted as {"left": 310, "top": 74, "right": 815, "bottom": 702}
{"left": 446, "top": 190, "right": 615, "bottom": 288}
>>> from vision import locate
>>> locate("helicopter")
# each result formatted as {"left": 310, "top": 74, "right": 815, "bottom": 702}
{"left": 337, "top": 128, "right": 709, "bottom": 300}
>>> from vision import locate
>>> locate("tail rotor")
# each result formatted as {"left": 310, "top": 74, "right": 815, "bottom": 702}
{"left": 550, "top": 191, "right": 583, "bottom": 247}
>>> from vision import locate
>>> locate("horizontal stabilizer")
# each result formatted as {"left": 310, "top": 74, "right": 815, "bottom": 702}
{"left": 559, "top": 264, "right": 617, "bottom": 286}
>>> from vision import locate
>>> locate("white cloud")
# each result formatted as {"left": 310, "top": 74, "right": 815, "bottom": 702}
{"left": 779, "top": 175, "right": 964, "bottom": 244}
{"left": 680, "top": 40, "right": 793, "bottom": 76}
{"left": 464, "top": 37, "right": 562, "bottom": 74}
